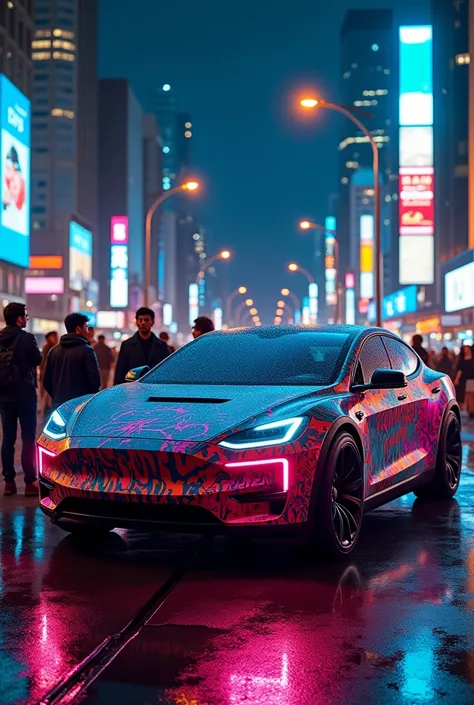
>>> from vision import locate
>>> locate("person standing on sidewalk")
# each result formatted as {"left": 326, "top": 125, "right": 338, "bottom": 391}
{"left": 114, "top": 307, "right": 170, "bottom": 385}
{"left": 44, "top": 313, "right": 100, "bottom": 409}
{"left": 38, "top": 330, "right": 58, "bottom": 416}
{"left": 0, "top": 302, "right": 42, "bottom": 496}
{"left": 94, "top": 335, "right": 115, "bottom": 389}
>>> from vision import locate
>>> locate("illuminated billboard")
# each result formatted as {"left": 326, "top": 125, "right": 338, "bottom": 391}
{"left": 445, "top": 261, "right": 474, "bottom": 313}
{"left": 399, "top": 25, "right": 434, "bottom": 285}
{"left": 110, "top": 216, "right": 128, "bottom": 308}
{"left": 399, "top": 26, "right": 433, "bottom": 126}
{"left": 345, "top": 272, "right": 355, "bottom": 325}
{"left": 399, "top": 167, "right": 434, "bottom": 235}
{"left": 69, "top": 221, "right": 92, "bottom": 291}
{"left": 399, "top": 235, "right": 434, "bottom": 284}
{"left": 360, "top": 214, "right": 374, "bottom": 299}
{"left": 325, "top": 216, "right": 337, "bottom": 307}
{"left": 25, "top": 276, "right": 64, "bottom": 294}
{"left": 0, "top": 75, "right": 30, "bottom": 268}
{"left": 368, "top": 285, "right": 417, "bottom": 322}
{"left": 399, "top": 127, "right": 433, "bottom": 167}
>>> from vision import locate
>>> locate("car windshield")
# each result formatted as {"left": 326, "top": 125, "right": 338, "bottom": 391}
{"left": 141, "top": 330, "right": 350, "bottom": 386}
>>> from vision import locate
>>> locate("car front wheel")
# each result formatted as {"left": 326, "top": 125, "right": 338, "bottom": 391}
{"left": 414, "top": 409, "right": 462, "bottom": 500}
{"left": 312, "top": 432, "right": 364, "bottom": 558}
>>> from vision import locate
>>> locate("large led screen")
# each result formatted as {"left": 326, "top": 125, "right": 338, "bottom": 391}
{"left": 399, "top": 235, "right": 434, "bottom": 285}
{"left": 399, "top": 25, "right": 434, "bottom": 286}
{"left": 399, "top": 26, "right": 433, "bottom": 127}
{"left": 69, "top": 221, "right": 92, "bottom": 291}
{"left": 399, "top": 127, "right": 433, "bottom": 167}
{"left": 0, "top": 75, "right": 30, "bottom": 268}
{"left": 445, "top": 261, "right": 474, "bottom": 313}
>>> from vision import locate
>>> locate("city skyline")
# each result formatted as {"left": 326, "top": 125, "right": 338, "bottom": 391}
{"left": 100, "top": 0, "right": 429, "bottom": 321}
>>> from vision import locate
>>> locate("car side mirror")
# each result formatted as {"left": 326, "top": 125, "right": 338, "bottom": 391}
{"left": 369, "top": 368, "right": 407, "bottom": 389}
{"left": 125, "top": 366, "right": 150, "bottom": 382}
{"left": 352, "top": 368, "right": 407, "bottom": 392}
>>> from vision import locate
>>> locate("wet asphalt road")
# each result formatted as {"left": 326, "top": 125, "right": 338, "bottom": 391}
{"left": 1, "top": 428, "right": 474, "bottom": 704}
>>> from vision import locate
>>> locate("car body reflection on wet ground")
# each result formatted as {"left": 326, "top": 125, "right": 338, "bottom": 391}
{"left": 0, "top": 427, "right": 474, "bottom": 704}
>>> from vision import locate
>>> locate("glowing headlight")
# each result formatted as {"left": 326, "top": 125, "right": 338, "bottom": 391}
{"left": 219, "top": 417, "right": 306, "bottom": 449}
{"left": 43, "top": 410, "right": 67, "bottom": 441}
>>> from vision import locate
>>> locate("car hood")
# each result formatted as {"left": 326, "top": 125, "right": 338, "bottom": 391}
{"left": 70, "top": 382, "right": 331, "bottom": 442}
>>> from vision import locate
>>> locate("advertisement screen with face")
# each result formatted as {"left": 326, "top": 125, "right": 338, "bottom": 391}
{"left": 0, "top": 75, "right": 30, "bottom": 268}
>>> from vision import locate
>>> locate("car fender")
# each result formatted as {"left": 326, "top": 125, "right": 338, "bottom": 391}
{"left": 305, "top": 415, "right": 364, "bottom": 532}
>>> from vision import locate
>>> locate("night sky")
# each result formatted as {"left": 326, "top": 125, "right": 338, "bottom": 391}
{"left": 100, "top": 0, "right": 427, "bottom": 323}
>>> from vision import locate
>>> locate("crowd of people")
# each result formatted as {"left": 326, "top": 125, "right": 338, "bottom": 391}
{"left": 0, "top": 301, "right": 215, "bottom": 497}
{"left": 411, "top": 334, "right": 474, "bottom": 417}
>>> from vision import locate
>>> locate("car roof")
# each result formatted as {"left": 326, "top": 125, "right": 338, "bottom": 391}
{"left": 210, "top": 324, "right": 381, "bottom": 340}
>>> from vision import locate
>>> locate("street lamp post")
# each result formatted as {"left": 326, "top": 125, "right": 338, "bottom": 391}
{"left": 195, "top": 249, "right": 231, "bottom": 285}
{"left": 145, "top": 181, "right": 199, "bottom": 307}
{"left": 225, "top": 286, "right": 247, "bottom": 325}
{"left": 299, "top": 220, "right": 340, "bottom": 323}
{"left": 281, "top": 288, "right": 301, "bottom": 320}
{"left": 287, "top": 262, "right": 317, "bottom": 324}
{"left": 300, "top": 97, "right": 381, "bottom": 327}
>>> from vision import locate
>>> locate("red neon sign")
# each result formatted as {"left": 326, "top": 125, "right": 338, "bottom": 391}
{"left": 399, "top": 168, "right": 434, "bottom": 234}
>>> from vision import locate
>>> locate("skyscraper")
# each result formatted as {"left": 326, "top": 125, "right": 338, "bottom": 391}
{"left": 338, "top": 10, "right": 397, "bottom": 317}
{"left": 98, "top": 79, "right": 143, "bottom": 319}
{"left": 150, "top": 83, "right": 178, "bottom": 192}
{"left": 432, "top": 0, "right": 469, "bottom": 261}
{"left": 29, "top": 0, "right": 98, "bottom": 328}
{"left": 0, "top": 0, "right": 34, "bottom": 308}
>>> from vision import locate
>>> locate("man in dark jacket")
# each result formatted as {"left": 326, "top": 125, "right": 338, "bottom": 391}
{"left": 0, "top": 302, "right": 42, "bottom": 496}
{"left": 114, "top": 307, "right": 170, "bottom": 385}
{"left": 94, "top": 335, "right": 115, "bottom": 389}
{"left": 44, "top": 312, "right": 100, "bottom": 409}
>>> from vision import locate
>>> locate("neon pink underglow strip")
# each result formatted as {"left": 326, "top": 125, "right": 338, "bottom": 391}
{"left": 225, "top": 458, "right": 289, "bottom": 492}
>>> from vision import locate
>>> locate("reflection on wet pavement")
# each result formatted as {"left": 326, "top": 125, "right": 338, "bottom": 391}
{"left": 0, "top": 428, "right": 473, "bottom": 704}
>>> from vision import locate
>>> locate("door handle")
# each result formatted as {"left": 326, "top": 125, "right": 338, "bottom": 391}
{"left": 355, "top": 410, "right": 364, "bottom": 420}
{"left": 397, "top": 394, "right": 407, "bottom": 401}
{"left": 431, "top": 387, "right": 441, "bottom": 394}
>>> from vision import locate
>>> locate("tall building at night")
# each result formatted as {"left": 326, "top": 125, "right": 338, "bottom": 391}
{"left": 28, "top": 0, "right": 98, "bottom": 332}
{"left": 0, "top": 1, "right": 34, "bottom": 309}
{"left": 150, "top": 83, "right": 178, "bottom": 192}
{"left": 432, "top": 0, "right": 469, "bottom": 261}
{"left": 142, "top": 113, "right": 163, "bottom": 305}
{"left": 338, "top": 9, "right": 397, "bottom": 318}
{"left": 97, "top": 79, "right": 144, "bottom": 322}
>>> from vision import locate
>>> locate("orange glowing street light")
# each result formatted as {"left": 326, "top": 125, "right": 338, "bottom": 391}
{"left": 287, "top": 262, "right": 314, "bottom": 284}
{"left": 299, "top": 220, "right": 312, "bottom": 230}
{"left": 238, "top": 286, "right": 247, "bottom": 294}
{"left": 288, "top": 263, "right": 298, "bottom": 272}
{"left": 245, "top": 298, "right": 254, "bottom": 306}
{"left": 277, "top": 300, "right": 285, "bottom": 308}
{"left": 249, "top": 307, "right": 258, "bottom": 316}
{"left": 145, "top": 180, "right": 200, "bottom": 306}
{"left": 300, "top": 98, "right": 319, "bottom": 108}
{"left": 281, "top": 288, "right": 290, "bottom": 296}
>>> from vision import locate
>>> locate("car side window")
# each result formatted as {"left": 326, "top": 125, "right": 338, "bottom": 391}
{"left": 357, "top": 336, "right": 391, "bottom": 385}
{"left": 382, "top": 337, "right": 419, "bottom": 377}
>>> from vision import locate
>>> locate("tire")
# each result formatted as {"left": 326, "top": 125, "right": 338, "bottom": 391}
{"left": 414, "top": 410, "right": 462, "bottom": 500}
{"left": 311, "top": 432, "right": 364, "bottom": 558}
{"left": 55, "top": 521, "right": 113, "bottom": 536}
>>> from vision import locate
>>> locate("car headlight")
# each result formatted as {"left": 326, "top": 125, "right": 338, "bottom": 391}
{"left": 219, "top": 417, "right": 306, "bottom": 449}
{"left": 43, "top": 410, "right": 67, "bottom": 441}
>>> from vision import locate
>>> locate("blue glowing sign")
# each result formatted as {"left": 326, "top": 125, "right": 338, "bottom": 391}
{"left": 69, "top": 221, "right": 93, "bottom": 291}
{"left": 368, "top": 285, "right": 418, "bottom": 322}
{"left": 399, "top": 26, "right": 433, "bottom": 126}
{"left": 0, "top": 75, "right": 30, "bottom": 268}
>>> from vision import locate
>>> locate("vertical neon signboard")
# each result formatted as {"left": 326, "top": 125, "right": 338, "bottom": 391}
{"left": 345, "top": 272, "right": 356, "bottom": 325}
{"left": 399, "top": 25, "right": 434, "bottom": 285}
{"left": 360, "top": 214, "right": 374, "bottom": 299}
{"left": 325, "top": 216, "right": 337, "bottom": 307}
{"left": 110, "top": 216, "right": 129, "bottom": 308}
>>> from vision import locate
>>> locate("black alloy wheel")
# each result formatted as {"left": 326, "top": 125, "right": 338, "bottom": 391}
{"left": 312, "top": 432, "right": 364, "bottom": 558}
{"left": 445, "top": 416, "right": 462, "bottom": 490}
{"left": 414, "top": 409, "right": 462, "bottom": 500}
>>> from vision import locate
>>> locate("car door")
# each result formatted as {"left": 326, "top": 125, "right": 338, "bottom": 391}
{"left": 381, "top": 335, "right": 431, "bottom": 478}
{"left": 351, "top": 335, "right": 404, "bottom": 495}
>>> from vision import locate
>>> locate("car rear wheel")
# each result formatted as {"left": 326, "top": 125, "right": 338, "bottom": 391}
{"left": 55, "top": 520, "right": 114, "bottom": 536}
{"left": 414, "top": 410, "right": 462, "bottom": 500}
{"left": 312, "top": 432, "right": 364, "bottom": 558}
